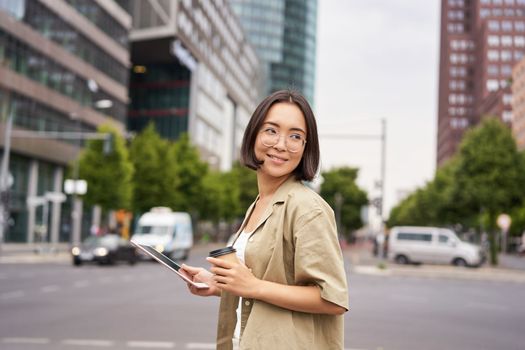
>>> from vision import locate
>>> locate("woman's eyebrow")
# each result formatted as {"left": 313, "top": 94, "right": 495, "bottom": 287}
{"left": 263, "top": 121, "right": 306, "bottom": 134}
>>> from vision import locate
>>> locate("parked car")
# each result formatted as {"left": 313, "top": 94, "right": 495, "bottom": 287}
{"left": 71, "top": 234, "right": 138, "bottom": 266}
{"left": 388, "top": 226, "right": 485, "bottom": 267}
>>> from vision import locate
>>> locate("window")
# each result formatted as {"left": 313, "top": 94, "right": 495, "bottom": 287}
{"left": 502, "top": 36, "right": 513, "bottom": 46}
{"left": 503, "top": 94, "right": 513, "bottom": 104}
{"left": 501, "top": 50, "right": 512, "bottom": 61}
{"left": 488, "top": 35, "right": 500, "bottom": 46}
{"left": 502, "top": 111, "right": 513, "bottom": 122}
{"left": 501, "top": 65, "right": 513, "bottom": 75}
{"left": 515, "top": 50, "right": 524, "bottom": 60}
{"left": 515, "top": 36, "right": 525, "bottom": 47}
{"left": 487, "top": 79, "right": 499, "bottom": 91}
{"left": 397, "top": 233, "right": 433, "bottom": 242}
{"left": 488, "top": 50, "right": 499, "bottom": 61}
{"left": 439, "top": 235, "right": 449, "bottom": 244}
{"left": 488, "top": 65, "right": 499, "bottom": 76}
{"left": 488, "top": 20, "right": 500, "bottom": 32}
{"left": 516, "top": 22, "right": 525, "bottom": 32}
{"left": 502, "top": 21, "right": 513, "bottom": 31}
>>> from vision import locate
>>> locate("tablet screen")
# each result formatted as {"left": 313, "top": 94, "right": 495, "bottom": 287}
{"left": 130, "top": 241, "right": 208, "bottom": 289}
{"left": 139, "top": 244, "right": 181, "bottom": 271}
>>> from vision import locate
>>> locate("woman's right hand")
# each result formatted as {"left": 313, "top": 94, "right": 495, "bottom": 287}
{"left": 180, "top": 264, "right": 221, "bottom": 297}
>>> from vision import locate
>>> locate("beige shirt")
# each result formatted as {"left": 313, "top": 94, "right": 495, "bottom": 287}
{"left": 216, "top": 177, "right": 349, "bottom": 349}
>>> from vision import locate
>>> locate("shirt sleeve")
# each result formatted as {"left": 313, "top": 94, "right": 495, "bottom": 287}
{"left": 293, "top": 208, "right": 349, "bottom": 310}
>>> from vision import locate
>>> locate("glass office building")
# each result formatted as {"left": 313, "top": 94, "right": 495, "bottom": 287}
{"left": 229, "top": 0, "right": 318, "bottom": 104}
{"left": 0, "top": 0, "right": 130, "bottom": 243}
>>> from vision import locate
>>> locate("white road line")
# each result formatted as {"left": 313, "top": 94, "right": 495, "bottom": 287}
{"left": 186, "top": 343, "right": 216, "bottom": 349}
{"left": 0, "top": 290, "right": 25, "bottom": 299}
{"left": 2, "top": 337, "right": 50, "bottom": 344}
{"left": 73, "top": 280, "right": 90, "bottom": 288}
{"left": 127, "top": 340, "right": 175, "bottom": 348}
{"left": 62, "top": 339, "right": 114, "bottom": 347}
{"left": 41, "top": 285, "right": 60, "bottom": 293}
{"left": 466, "top": 301, "right": 509, "bottom": 312}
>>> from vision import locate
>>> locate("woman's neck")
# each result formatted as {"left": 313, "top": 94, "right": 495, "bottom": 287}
{"left": 256, "top": 173, "right": 292, "bottom": 200}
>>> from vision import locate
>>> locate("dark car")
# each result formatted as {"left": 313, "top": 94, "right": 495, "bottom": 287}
{"left": 71, "top": 234, "right": 138, "bottom": 266}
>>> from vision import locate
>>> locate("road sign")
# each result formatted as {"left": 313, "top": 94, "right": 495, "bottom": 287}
{"left": 45, "top": 191, "right": 66, "bottom": 203}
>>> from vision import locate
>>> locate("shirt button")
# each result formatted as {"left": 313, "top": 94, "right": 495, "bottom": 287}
{"left": 245, "top": 300, "right": 251, "bottom": 306}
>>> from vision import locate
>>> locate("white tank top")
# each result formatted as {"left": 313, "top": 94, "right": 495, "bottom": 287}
{"left": 232, "top": 231, "right": 251, "bottom": 343}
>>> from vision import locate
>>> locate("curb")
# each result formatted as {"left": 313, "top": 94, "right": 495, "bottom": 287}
{"left": 351, "top": 264, "right": 525, "bottom": 283}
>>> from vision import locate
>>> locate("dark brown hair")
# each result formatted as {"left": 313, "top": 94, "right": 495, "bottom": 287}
{"left": 240, "top": 90, "right": 320, "bottom": 181}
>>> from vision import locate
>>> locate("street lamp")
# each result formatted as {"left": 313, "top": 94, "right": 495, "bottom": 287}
{"left": 66, "top": 79, "right": 112, "bottom": 245}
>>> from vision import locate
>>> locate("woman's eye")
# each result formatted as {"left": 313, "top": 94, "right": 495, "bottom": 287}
{"left": 290, "top": 134, "right": 303, "bottom": 140}
{"left": 265, "top": 127, "right": 277, "bottom": 134}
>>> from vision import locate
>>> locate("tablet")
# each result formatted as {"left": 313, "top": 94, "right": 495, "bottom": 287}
{"left": 130, "top": 241, "right": 209, "bottom": 289}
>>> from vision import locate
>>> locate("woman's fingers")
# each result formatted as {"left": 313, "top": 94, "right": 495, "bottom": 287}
{"left": 206, "top": 257, "right": 233, "bottom": 269}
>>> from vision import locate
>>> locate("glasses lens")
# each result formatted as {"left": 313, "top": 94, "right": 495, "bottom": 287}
{"left": 260, "top": 129, "right": 305, "bottom": 152}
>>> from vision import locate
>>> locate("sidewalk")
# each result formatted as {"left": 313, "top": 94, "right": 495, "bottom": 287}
{"left": 343, "top": 242, "right": 525, "bottom": 283}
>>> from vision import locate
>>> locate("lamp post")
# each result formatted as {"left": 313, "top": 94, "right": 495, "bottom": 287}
{"left": 0, "top": 91, "right": 13, "bottom": 252}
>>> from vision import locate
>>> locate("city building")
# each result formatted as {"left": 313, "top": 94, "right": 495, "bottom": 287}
{"left": 0, "top": 0, "right": 131, "bottom": 243}
{"left": 119, "top": 0, "right": 262, "bottom": 171}
{"left": 437, "top": 0, "right": 525, "bottom": 166}
{"left": 511, "top": 55, "right": 525, "bottom": 149}
{"left": 228, "top": 0, "right": 318, "bottom": 104}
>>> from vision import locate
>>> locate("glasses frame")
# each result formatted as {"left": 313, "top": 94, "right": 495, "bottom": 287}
{"left": 259, "top": 128, "right": 307, "bottom": 153}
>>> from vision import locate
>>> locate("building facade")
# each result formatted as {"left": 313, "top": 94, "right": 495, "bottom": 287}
{"left": 229, "top": 0, "right": 317, "bottom": 105}
{"left": 437, "top": 0, "right": 525, "bottom": 166}
{"left": 512, "top": 55, "right": 525, "bottom": 149}
{"left": 119, "top": 0, "right": 262, "bottom": 171}
{"left": 0, "top": 0, "right": 130, "bottom": 243}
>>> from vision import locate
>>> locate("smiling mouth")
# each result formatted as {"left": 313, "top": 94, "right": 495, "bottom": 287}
{"left": 268, "top": 154, "right": 288, "bottom": 162}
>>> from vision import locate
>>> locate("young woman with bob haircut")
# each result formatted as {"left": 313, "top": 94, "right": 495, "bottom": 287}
{"left": 182, "top": 90, "right": 349, "bottom": 349}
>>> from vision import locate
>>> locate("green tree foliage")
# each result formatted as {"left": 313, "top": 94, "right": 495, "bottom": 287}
{"left": 171, "top": 134, "right": 208, "bottom": 216}
{"left": 230, "top": 161, "right": 258, "bottom": 216}
{"left": 129, "top": 123, "right": 178, "bottom": 213}
{"left": 453, "top": 117, "right": 525, "bottom": 264}
{"left": 320, "top": 167, "right": 368, "bottom": 240}
{"left": 78, "top": 124, "right": 133, "bottom": 211}
{"left": 388, "top": 117, "right": 525, "bottom": 265}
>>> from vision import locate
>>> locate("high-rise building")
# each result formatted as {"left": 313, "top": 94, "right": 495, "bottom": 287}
{"left": 120, "top": 0, "right": 262, "bottom": 171}
{"left": 229, "top": 0, "right": 318, "bottom": 104}
{"left": 511, "top": 55, "right": 525, "bottom": 149}
{"left": 437, "top": 0, "right": 525, "bottom": 166}
{"left": 0, "top": 0, "right": 131, "bottom": 243}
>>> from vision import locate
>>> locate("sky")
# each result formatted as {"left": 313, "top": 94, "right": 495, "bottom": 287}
{"left": 315, "top": 0, "right": 441, "bottom": 224}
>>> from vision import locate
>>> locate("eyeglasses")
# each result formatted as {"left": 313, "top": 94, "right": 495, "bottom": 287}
{"left": 259, "top": 127, "right": 306, "bottom": 153}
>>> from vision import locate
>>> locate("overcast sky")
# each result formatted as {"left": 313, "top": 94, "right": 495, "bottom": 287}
{"left": 315, "top": 0, "right": 441, "bottom": 221}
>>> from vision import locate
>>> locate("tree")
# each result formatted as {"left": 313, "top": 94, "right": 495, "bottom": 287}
{"left": 171, "top": 134, "right": 208, "bottom": 216}
{"left": 230, "top": 161, "right": 258, "bottom": 217}
{"left": 129, "top": 123, "right": 178, "bottom": 213}
{"left": 78, "top": 124, "right": 133, "bottom": 213}
{"left": 452, "top": 117, "right": 525, "bottom": 265}
{"left": 320, "top": 167, "right": 368, "bottom": 241}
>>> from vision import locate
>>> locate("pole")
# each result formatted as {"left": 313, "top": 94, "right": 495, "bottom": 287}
{"left": 0, "top": 93, "right": 13, "bottom": 250}
{"left": 379, "top": 118, "right": 386, "bottom": 220}
{"left": 71, "top": 113, "right": 82, "bottom": 246}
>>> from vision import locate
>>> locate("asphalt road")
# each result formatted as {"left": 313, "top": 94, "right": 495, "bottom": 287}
{"left": 0, "top": 250, "right": 523, "bottom": 350}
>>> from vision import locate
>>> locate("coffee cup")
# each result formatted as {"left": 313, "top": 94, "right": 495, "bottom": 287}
{"left": 209, "top": 246, "right": 239, "bottom": 264}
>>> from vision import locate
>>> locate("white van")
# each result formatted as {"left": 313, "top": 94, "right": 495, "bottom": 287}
{"left": 387, "top": 226, "right": 485, "bottom": 267}
{"left": 131, "top": 207, "right": 193, "bottom": 260}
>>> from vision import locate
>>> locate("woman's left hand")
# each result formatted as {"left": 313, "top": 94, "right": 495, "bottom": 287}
{"left": 206, "top": 256, "right": 262, "bottom": 299}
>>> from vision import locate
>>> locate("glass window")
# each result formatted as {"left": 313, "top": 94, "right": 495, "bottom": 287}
{"left": 488, "top": 65, "right": 499, "bottom": 76}
{"left": 502, "top": 36, "right": 513, "bottom": 46}
{"left": 488, "top": 35, "right": 500, "bottom": 46}
{"left": 439, "top": 235, "right": 449, "bottom": 244}
{"left": 488, "top": 21, "right": 500, "bottom": 31}
{"left": 502, "top": 21, "right": 513, "bottom": 31}
{"left": 488, "top": 50, "right": 500, "bottom": 61}
{"left": 487, "top": 79, "right": 499, "bottom": 91}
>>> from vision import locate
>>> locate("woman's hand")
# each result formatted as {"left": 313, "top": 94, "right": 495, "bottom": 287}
{"left": 180, "top": 264, "right": 221, "bottom": 297}
{"left": 206, "top": 257, "right": 262, "bottom": 299}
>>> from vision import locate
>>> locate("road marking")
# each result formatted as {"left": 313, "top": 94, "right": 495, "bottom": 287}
{"left": 62, "top": 339, "right": 114, "bottom": 347}
{"left": 73, "top": 280, "right": 90, "bottom": 288}
{"left": 466, "top": 302, "right": 509, "bottom": 311}
{"left": 2, "top": 337, "right": 50, "bottom": 344}
{"left": 41, "top": 285, "right": 60, "bottom": 293}
{"left": 127, "top": 340, "right": 175, "bottom": 348}
{"left": 186, "top": 343, "right": 216, "bottom": 349}
{"left": 0, "top": 290, "right": 25, "bottom": 299}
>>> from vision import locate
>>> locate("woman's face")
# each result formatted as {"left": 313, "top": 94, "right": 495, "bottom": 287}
{"left": 255, "top": 102, "right": 307, "bottom": 180}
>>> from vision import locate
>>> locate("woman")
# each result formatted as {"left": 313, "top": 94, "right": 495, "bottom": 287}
{"left": 181, "top": 90, "right": 349, "bottom": 349}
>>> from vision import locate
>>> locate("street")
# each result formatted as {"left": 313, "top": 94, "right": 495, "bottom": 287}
{"left": 0, "top": 248, "right": 524, "bottom": 350}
